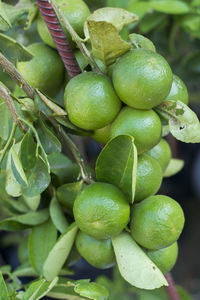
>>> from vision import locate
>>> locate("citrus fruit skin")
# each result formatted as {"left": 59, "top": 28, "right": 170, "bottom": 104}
{"left": 130, "top": 195, "right": 185, "bottom": 250}
{"left": 112, "top": 49, "right": 173, "bottom": 110}
{"left": 165, "top": 74, "right": 188, "bottom": 105}
{"left": 73, "top": 182, "right": 130, "bottom": 240}
{"left": 76, "top": 231, "right": 115, "bottom": 269}
{"left": 110, "top": 107, "right": 162, "bottom": 154}
{"left": 17, "top": 43, "right": 64, "bottom": 96}
{"left": 147, "top": 242, "right": 178, "bottom": 274}
{"left": 147, "top": 138, "right": 172, "bottom": 172}
{"left": 135, "top": 154, "right": 163, "bottom": 203}
{"left": 65, "top": 72, "right": 121, "bottom": 130}
{"left": 92, "top": 124, "right": 111, "bottom": 144}
{"left": 37, "top": 0, "right": 90, "bottom": 49}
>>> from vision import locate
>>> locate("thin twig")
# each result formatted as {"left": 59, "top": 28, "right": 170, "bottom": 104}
{"left": 0, "top": 123, "right": 17, "bottom": 164}
{"left": 0, "top": 52, "right": 35, "bottom": 99}
{"left": 165, "top": 273, "right": 181, "bottom": 300}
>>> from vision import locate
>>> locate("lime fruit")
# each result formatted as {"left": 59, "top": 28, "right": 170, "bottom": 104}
{"left": 165, "top": 74, "right": 189, "bottom": 105}
{"left": 65, "top": 72, "right": 121, "bottom": 130}
{"left": 135, "top": 154, "right": 163, "bottom": 203}
{"left": 73, "top": 182, "right": 130, "bottom": 240}
{"left": 112, "top": 49, "right": 173, "bottom": 109}
{"left": 147, "top": 242, "right": 178, "bottom": 274}
{"left": 130, "top": 195, "right": 185, "bottom": 250}
{"left": 147, "top": 138, "right": 171, "bottom": 172}
{"left": 92, "top": 124, "right": 111, "bottom": 144}
{"left": 37, "top": 0, "right": 90, "bottom": 49}
{"left": 17, "top": 43, "right": 64, "bottom": 96}
{"left": 110, "top": 107, "right": 162, "bottom": 154}
{"left": 76, "top": 231, "right": 115, "bottom": 269}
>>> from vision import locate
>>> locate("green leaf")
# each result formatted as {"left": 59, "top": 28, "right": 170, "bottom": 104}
{"left": 156, "top": 101, "right": 200, "bottom": 143}
{"left": 0, "top": 272, "right": 9, "bottom": 300}
{"left": 22, "top": 194, "right": 41, "bottom": 211}
{"left": 56, "top": 181, "right": 83, "bottom": 212}
{"left": 149, "top": 0, "right": 190, "bottom": 14}
{"left": 127, "top": 2, "right": 151, "bottom": 19}
{"left": 129, "top": 33, "right": 156, "bottom": 52}
{"left": 35, "top": 119, "right": 61, "bottom": 154}
{"left": 20, "top": 131, "right": 37, "bottom": 170}
{"left": 43, "top": 223, "right": 78, "bottom": 281}
{"left": 23, "top": 277, "right": 58, "bottom": 300}
{"left": 164, "top": 158, "right": 184, "bottom": 177}
{"left": 13, "top": 264, "right": 38, "bottom": 278}
{"left": 55, "top": 116, "right": 91, "bottom": 136}
{"left": 0, "top": 33, "right": 33, "bottom": 63}
{"left": 50, "top": 196, "right": 69, "bottom": 233}
{"left": 28, "top": 219, "right": 57, "bottom": 275}
{"left": 112, "top": 232, "right": 168, "bottom": 290}
{"left": 179, "top": 14, "right": 200, "bottom": 39}
{"left": 139, "top": 12, "right": 167, "bottom": 34}
{"left": 71, "top": 280, "right": 109, "bottom": 300}
{"left": 48, "top": 284, "right": 86, "bottom": 300}
{"left": 22, "top": 157, "right": 51, "bottom": 197}
{"left": 0, "top": 99, "right": 11, "bottom": 141}
{"left": 96, "top": 135, "right": 137, "bottom": 203}
{"left": 11, "top": 145, "right": 28, "bottom": 187}
{"left": 0, "top": 0, "right": 11, "bottom": 28}
{"left": 0, "top": 209, "right": 49, "bottom": 231}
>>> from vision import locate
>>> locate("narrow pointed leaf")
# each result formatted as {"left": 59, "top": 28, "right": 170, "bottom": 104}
{"left": 22, "top": 194, "right": 41, "bottom": 211}
{"left": 50, "top": 196, "right": 69, "bottom": 233}
{"left": 11, "top": 145, "right": 28, "bottom": 187}
{"left": 0, "top": 272, "right": 9, "bottom": 300}
{"left": 0, "top": 96, "right": 11, "bottom": 141}
{"left": 23, "top": 277, "right": 58, "bottom": 300}
{"left": 20, "top": 131, "right": 37, "bottom": 170}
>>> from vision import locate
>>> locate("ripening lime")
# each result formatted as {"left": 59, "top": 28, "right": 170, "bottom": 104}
{"left": 37, "top": 0, "right": 90, "bottom": 49}
{"left": 17, "top": 43, "right": 64, "bottom": 96}
{"left": 110, "top": 107, "right": 162, "bottom": 154}
{"left": 92, "top": 124, "right": 111, "bottom": 144}
{"left": 130, "top": 195, "right": 185, "bottom": 250}
{"left": 112, "top": 49, "right": 173, "bottom": 109}
{"left": 64, "top": 72, "right": 121, "bottom": 130}
{"left": 73, "top": 182, "right": 130, "bottom": 240}
{"left": 147, "top": 242, "right": 178, "bottom": 274}
{"left": 165, "top": 74, "right": 189, "bottom": 105}
{"left": 135, "top": 154, "right": 163, "bottom": 203}
{"left": 147, "top": 138, "right": 172, "bottom": 172}
{"left": 76, "top": 231, "right": 115, "bottom": 269}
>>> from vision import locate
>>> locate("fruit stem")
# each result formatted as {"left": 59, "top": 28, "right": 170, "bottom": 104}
{"left": 165, "top": 273, "right": 181, "bottom": 300}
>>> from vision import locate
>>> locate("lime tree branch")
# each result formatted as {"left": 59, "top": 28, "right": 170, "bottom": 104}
{"left": 0, "top": 52, "right": 35, "bottom": 99}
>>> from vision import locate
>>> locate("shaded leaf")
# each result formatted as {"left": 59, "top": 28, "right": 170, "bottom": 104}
{"left": 149, "top": 0, "right": 190, "bottom": 14}
{"left": 22, "top": 194, "right": 41, "bottom": 211}
{"left": 28, "top": 219, "right": 57, "bottom": 275}
{"left": 20, "top": 131, "right": 37, "bottom": 170}
{"left": 164, "top": 158, "right": 184, "bottom": 177}
{"left": 0, "top": 99, "right": 11, "bottom": 141}
{"left": 139, "top": 12, "right": 167, "bottom": 34}
{"left": 11, "top": 145, "right": 28, "bottom": 187}
{"left": 43, "top": 223, "right": 78, "bottom": 281}
{"left": 48, "top": 284, "right": 86, "bottom": 300}
{"left": 112, "top": 232, "right": 168, "bottom": 290}
{"left": 96, "top": 135, "right": 137, "bottom": 203}
{"left": 50, "top": 196, "right": 69, "bottom": 233}
{"left": 179, "top": 14, "right": 200, "bottom": 39}
{"left": 23, "top": 277, "right": 58, "bottom": 300}
{"left": 0, "top": 272, "right": 9, "bottom": 300}
{"left": 129, "top": 33, "right": 156, "bottom": 52}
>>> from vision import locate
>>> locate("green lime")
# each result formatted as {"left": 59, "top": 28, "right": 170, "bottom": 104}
{"left": 112, "top": 49, "right": 173, "bottom": 109}
{"left": 165, "top": 74, "right": 189, "bottom": 105}
{"left": 92, "top": 124, "right": 111, "bottom": 144}
{"left": 65, "top": 72, "right": 121, "bottom": 130}
{"left": 110, "top": 107, "right": 162, "bottom": 154}
{"left": 130, "top": 195, "right": 185, "bottom": 250}
{"left": 147, "top": 138, "right": 171, "bottom": 172}
{"left": 37, "top": 0, "right": 90, "bottom": 49}
{"left": 76, "top": 231, "right": 115, "bottom": 269}
{"left": 17, "top": 43, "right": 64, "bottom": 96}
{"left": 73, "top": 182, "right": 130, "bottom": 240}
{"left": 135, "top": 154, "right": 163, "bottom": 203}
{"left": 147, "top": 242, "right": 178, "bottom": 274}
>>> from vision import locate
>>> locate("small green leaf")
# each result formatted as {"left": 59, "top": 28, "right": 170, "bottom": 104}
{"left": 43, "top": 223, "right": 78, "bottom": 281}
{"left": 129, "top": 33, "right": 156, "bottom": 52}
{"left": 48, "top": 284, "right": 86, "bottom": 300}
{"left": 22, "top": 157, "right": 51, "bottom": 197}
{"left": 0, "top": 272, "right": 9, "bottom": 300}
{"left": 23, "top": 277, "right": 58, "bottom": 300}
{"left": 50, "top": 196, "right": 69, "bottom": 233}
{"left": 164, "top": 158, "right": 184, "bottom": 177}
{"left": 13, "top": 264, "right": 38, "bottom": 278}
{"left": 20, "top": 131, "right": 37, "bottom": 170}
{"left": 28, "top": 219, "right": 57, "bottom": 275}
{"left": 156, "top": 100, "right": 200, "bottom": 143}
{"left": 11, "top": 145, "right": 28, "bottom": 187}
{"left": 96, "top": 135, "right": 137, "bottom": 203}
{"left": 22, "top": 194, "right": 41, "bottom": 211}
{"left": 149, "top": 0, "right": 190, "bottom": 14}
{"left": 0, "top": 99, "right": 11, "bottom": 141}
{"left": 112, "top": 232, "right": 168, "bottom": 290}
{"left": 72, "top": 280, "right": 109, "bottom": 300}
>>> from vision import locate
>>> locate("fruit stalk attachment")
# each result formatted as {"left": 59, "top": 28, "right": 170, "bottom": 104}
{"left": 36, "top": 0, "right": 81, "bottom": 78}
{"left": 165, "top": 273, "right": 181, "bottom": 300}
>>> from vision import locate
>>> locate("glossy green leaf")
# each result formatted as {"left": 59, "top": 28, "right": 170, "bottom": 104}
{"left": 149, "top": 0, "right": 190, "bottom": 14}
{"left": 157, "top": 100, "right": 200, "bottom": 143}
{"left": 164, "top": 158, "right": 184, "bottom": 177}
{"left": 43, "top": 223, "right": 78, "bottom": 281}
{"left": 56, "top": 181, "right": 83, "bottom": 212}
{"left": 23, "top": 277, "right": 58, "bottom": 300}
{"left": 11, "top": 145, "right": 28, "bottom": 187}
{"left": 129, "top": 33, "right": 156, "bottom": 52}
{"left": 0, "top": 272, "right": 9, "bottom": 300}
{"left": 71, "top": 280, "right": 109, "bottom": 300}
{"left": 0, "top": 93, "right": 12, "bottom": 141}
{"left": 96, "top": 135, "right": 137, "bottom": 203}
{"left": 28, "top": 219, "right": 57, "bottom": 275}
{"left": 50, "top": 196, "right": 69, "bottom": 233}
{"left": 22, "top": 157, "right": 51, "bottom": 197}
{"left": 112, "top": 232, "right": 168, "bottom": 290}
{"left": 22, "top": 194, "right": 41, "bottom": 211}
{"left": 48, "top": 284, "right": 86, "bottom": 300}
{"left": 20, "top": 131, "right": 37, "bottom": 170}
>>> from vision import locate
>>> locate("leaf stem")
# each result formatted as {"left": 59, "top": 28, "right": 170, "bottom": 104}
{"left": 0, "top": 52, "right": 35, "bottom": 99}
{"left": 0, "top": 123, "right": 17, "bottom": 164}
{"left": 165, "top": 273, "right": 181, "bottom": 300}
